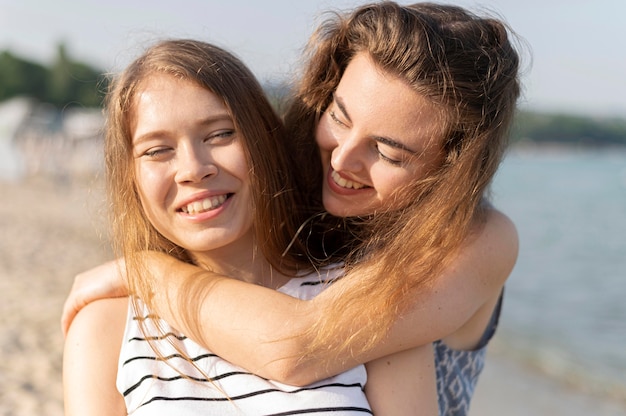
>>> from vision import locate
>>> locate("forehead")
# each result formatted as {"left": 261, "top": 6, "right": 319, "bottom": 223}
{"left": 337, "top": 53, "right": 443, "bottom": 148}
{"left": 134, "top": 73, "right": 222, "bottom": 109}
{"left": 129, "top": 74, "right": 229, "bottom": 133}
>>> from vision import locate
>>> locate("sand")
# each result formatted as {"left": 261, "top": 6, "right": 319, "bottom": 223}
{"left": 471, "top": 344, "right": 626, "bottom": 416}
{"left": 1, "top": 176, "right": 625, "bottom": 415}
{"left": 0, "top": 176, "right": 111, "bottom": 415}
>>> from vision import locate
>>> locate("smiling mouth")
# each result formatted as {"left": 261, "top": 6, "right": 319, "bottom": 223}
{"left": 331, "top": 170, "right": 367, "bottom": 190}
{"left": 180, "top": 194, "right": 230, "bottom": 215}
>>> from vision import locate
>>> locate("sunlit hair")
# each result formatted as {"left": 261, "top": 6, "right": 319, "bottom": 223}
{"left": 104, "top": 39, "right": 320, "bottom": 370}
{"left": 105, "top": 38, "right": 315, "bottom": 277}
{"left": 284, "top": 2, "right": 522, "bottom": 359}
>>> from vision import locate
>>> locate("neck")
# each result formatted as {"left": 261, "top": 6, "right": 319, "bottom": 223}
{"left": 190, "top": 242, "right": 292, "bottom": 290}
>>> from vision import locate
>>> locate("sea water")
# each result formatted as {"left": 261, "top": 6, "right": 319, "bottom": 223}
{"left": 491, "top": 147, "right": 626, "bottom": 398}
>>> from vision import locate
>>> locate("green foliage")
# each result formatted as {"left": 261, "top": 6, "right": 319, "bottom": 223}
{"left": 0, "top": 51, "right": 48, "bottom": 101}
{"left": 3, "top": 46, "right": 622, "bottom": 147}
{"left": 0, "top": 44, "right": 107, "bottom": 108}
{"left": 511, "top": 110, "right": 626, "bottom": 146}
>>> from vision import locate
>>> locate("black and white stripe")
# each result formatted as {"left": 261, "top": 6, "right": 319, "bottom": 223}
{"left": 117, "top": 268, "right": 372, "bottom": 415}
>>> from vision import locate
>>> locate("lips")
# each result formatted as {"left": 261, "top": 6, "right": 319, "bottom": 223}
{"left": 180, "top": 194, "right": 229, "bottom": 215}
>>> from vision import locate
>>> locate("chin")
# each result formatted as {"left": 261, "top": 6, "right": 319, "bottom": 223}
{"left": 323, "top": 199, "right": 364, "bottom": 218}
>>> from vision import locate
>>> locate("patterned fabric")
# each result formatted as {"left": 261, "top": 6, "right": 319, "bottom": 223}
{"left": 116, "top": 267, "right": 372, "bottom": 416}
{"left": 435, "top": 291, "right": 504, "bottom": 416}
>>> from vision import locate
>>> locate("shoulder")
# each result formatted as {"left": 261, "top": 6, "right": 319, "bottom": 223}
{"left": 443, "top": 206, "right": 518, "bottom": 300}
{"left": 66, "top": 297, "right": 129, "bottom": 343}
{"left": 482, "top": 205, "right": 517, "bottom": 239}
{"left": 64, "top": 296, "right": 129, "bottom": 373}
{"left": 473, "top": 206, "right": 519, "bottom": 281}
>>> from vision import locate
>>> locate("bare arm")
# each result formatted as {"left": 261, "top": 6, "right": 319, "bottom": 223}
{"left": 61, "top": 258, "right": 128, "bottom": 336}
{"left": 365, "top": 344, "right": 438, "bottom": 415}
{"left": 62, "top": 208, "right": 517, "bottom": 386}
{"left": 63, "top": 297, "right": 128, "bottom": 415}
{"left": 151, "top": 208, "right": 517, "bottom": 385}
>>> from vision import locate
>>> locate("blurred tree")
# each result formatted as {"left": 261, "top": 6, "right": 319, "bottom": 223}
{"left": 47, "top": 44, "right": 72, "bottom": 106}
{"left": 510, "top": 111, "right": 626, "bottom": 146}
{"left": 0, "top": 51, "right": 48, "bottom": 102}
{"left": 0, "top": 46, "right": 624, "bottom": 147}
{"left": 47, "top": 43, "right": 106, "bottom": 108}
{"left": 0, "top": 44, "right": 106, "bottom": 108}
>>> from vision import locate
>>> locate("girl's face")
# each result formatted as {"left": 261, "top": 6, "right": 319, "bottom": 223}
{"left": 131, "top": 74, "right": 254, "bottom": 259}
{"left": 316, "top": 52, "right": 443, "bottom": 217}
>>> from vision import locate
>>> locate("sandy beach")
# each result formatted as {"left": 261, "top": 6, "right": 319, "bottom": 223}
{"left": 0, "top": 176, "right": 111, "bottom": 415}
{"left": 1, "top": 176, "right": 625, "bottom": 415}
{"left": 471, "top": 343, "right": 626, "bottom": 416}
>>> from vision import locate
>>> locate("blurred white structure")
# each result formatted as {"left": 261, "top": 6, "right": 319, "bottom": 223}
{"left": 0, "top": 97, "right": 31, "bottom": 179}
{"left": 0, "top": 97, "right": 104, "bottom": 180}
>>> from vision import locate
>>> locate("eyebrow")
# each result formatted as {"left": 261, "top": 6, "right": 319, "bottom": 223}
{"left": 133, "top": 113, "right": 233, "bottom": 144}
{"left": 333, "top": 93, "right": 418, "bottom": 155}
{"left": 333, "top": 93, "right": 353, "bottom": 124}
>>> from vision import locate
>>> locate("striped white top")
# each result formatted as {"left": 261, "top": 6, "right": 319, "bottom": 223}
{"left": 116, "top": 267, "right": 372, "bottom": 415}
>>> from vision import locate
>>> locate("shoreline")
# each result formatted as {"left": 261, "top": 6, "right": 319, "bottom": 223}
{"left": 471, "top": 341, "right": 626, "bottom": 415}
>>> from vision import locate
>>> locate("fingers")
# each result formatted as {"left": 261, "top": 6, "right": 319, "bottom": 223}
{"left": 60, "top": 258, "right": 129, "bottom": 337}
{"left": 61, "top": 299, "right": 78, "bottom": 338}
{"left": 61, "top": 272, "right": 89, "bottom": 337}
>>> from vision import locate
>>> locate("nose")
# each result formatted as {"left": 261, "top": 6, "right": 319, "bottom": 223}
{"left": 330, "top": 132, "right": 365, "bottom": 174}
{"left": 175, "top": 142, "right": 217, "bottom": 183}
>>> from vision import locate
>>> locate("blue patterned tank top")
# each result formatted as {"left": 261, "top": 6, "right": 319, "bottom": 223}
{"left": 434, "top": 291, "right": 503, "bottom": 416}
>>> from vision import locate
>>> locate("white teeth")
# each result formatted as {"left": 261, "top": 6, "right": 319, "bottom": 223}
{"left": 331, "top": 170, "right": 366, "bottom": 190}
{"left": 182, "top": 195, "right": 227, "bottom": 214}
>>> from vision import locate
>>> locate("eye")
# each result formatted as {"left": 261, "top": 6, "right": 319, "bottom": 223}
{"left": 329, "top": 110, "right": 348, "bottom": 127}
{"left": 204, "top": 129, "right": 236, "bottom": 145}
{"left": 141, "top": 146, "right": 172, "bottom": 159}
{"left": 376, "top": 144, "right": 403, "bottom": 166}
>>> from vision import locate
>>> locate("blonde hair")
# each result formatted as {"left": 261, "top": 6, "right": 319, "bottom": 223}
{"left": 284, "top": 2, "right": 521, "bottom": 359}
{"left": 104, "top": 40, "right": 329, "bottom": 372}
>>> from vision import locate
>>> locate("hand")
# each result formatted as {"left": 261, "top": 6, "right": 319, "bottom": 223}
{"left": 61, "top": 258, "right": 128, "bottom": 337}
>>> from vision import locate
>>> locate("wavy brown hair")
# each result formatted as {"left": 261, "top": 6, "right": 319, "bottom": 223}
{"left": 284, "top": 2, "right": 522, "bottom": 359}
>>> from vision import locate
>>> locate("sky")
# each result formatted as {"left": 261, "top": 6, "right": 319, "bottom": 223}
{"left": 1, "top": 0, "right": 625, "bottom": 117}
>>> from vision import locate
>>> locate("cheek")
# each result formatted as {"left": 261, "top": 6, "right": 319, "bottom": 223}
{"left": 216, "top": 144, "right": 249, "bottom": 182}
{"left": 134, "top": 174, "right": 172, "bottom": 241}
{"left": 372, "top": 168, "right": 413, "bottom": 203}
{"left": 315, "top": 114, "right": 336, "bottom": 153}
{"left": 134, "top": 163, "right": 167, "bottom": 210}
